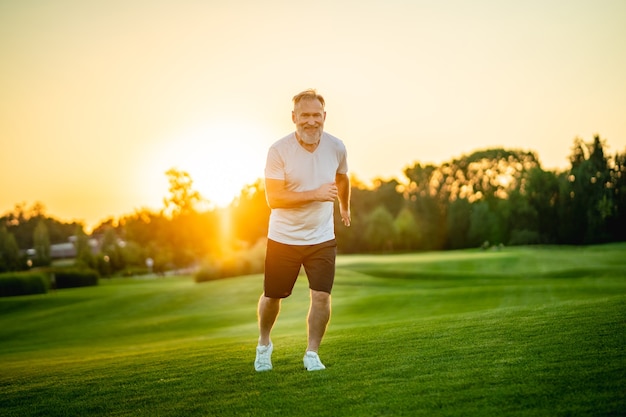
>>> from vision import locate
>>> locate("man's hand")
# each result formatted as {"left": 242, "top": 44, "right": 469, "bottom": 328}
{"left": 315, "top": 182, "right": 338, "bottom": 202}
{"left": 340, "top": 207, "right": 351, "bottom": 227}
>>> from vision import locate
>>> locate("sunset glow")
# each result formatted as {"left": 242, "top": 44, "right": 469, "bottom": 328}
{"left": 142, "top": 122, "right": 271, "bottom": 208}
{"left": 1, "top": 1, "right": 625, "bottom": 229}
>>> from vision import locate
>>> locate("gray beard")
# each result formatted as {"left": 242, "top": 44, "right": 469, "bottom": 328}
{"left": 298, "top": 130, "right": 321, "bottom": 145}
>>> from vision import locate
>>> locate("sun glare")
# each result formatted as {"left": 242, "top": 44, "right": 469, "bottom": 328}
{"left": 146, "top": 122, "right": 269, "bottom": 209}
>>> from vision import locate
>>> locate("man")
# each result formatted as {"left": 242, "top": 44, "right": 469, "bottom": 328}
{"left": 255, "top": 89, "right": 351, "bottom": 372}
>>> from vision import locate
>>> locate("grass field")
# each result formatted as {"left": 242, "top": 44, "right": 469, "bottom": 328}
{"left": 1, "top": 244, "right": 625, "bottom": 416}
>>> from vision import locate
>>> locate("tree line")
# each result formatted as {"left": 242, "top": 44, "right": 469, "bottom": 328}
{"left": 1, "top": 135, "right": 624, "bottom": 276}
{"left": 337, "top": 135, "right": 625, "bottom": 253}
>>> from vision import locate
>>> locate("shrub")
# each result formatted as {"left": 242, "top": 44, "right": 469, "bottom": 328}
{"left": 194, "top": 264, "right": 220, "bottom": 283}
{"left": 52, "top": 268, "right": 99, "bottom": 289}
{"left": 194, "top": 240, "right": 266, "bottom": 283}
{"left": 508, "top": 229, "right": 541, "bottom": 245}
{"left": 0, "top": 272, "right": 49, "bottom": 297}
{"left": 119, "top": 267, "right": 150, "bottom": 277}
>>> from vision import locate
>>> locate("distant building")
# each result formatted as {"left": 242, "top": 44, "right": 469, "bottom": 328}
{"left": 26, "top": 237, "right": 101, "bottom": 260}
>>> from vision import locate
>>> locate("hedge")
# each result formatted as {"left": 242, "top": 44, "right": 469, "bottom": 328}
{"left": 52, "top": 269, "right": 99, "bottom": 289}
{"left": 0, "top": 272, "right": 49, "bottom": 297}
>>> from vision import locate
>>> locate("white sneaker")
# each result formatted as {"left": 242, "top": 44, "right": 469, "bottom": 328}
{"left": 303, "top": 351, "right": 326, "bottom": 371}
{"left": 255, "top": 342, "right": 273, "bottom": 372}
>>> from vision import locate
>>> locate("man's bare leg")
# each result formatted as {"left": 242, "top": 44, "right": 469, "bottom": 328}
{"left": 258, "top": 295, "right": 281, "bottom": 346}
{"left": 306, "top": 289, "right": 331, "bottom": 353}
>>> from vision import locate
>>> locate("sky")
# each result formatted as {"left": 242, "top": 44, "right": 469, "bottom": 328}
{"left": 1, "top": 0, "right": 625, "bottom": 230}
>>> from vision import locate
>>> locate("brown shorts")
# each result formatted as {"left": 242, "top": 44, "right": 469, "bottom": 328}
{"left": 264, "top": 239, "right": 337, "bottom": 299}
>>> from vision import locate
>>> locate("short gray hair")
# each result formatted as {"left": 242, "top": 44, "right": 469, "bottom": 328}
{"left": 292, "top": 89, "right": 325, "bottom": 108}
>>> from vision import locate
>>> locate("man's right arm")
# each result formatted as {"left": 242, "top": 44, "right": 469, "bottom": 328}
{"left": 265, "top": 178, "right": 337, "bottom": 209}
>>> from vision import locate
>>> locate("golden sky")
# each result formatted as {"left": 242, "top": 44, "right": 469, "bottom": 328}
{"left": 1, "top": 0, "right": 625, "bottom": 230}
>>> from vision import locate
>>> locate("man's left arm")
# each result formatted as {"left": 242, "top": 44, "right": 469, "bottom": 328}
{"left": 336, "top": 173, "right": 351, "bottom": 227}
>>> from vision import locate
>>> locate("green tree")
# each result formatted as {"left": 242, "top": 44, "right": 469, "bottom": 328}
{"left": 2, "top": 202, "right": 82, "bottom": 250}
{"left": 74, "top": 224, "right": 95, "bottom": 269}
{"left": 446, "top": 198, "right": 472, "bottom": 249}
{"left": 33, "top": 219, "right": 51, "bottom": 266}
{"left": 393, "top": 207, "right": 421, "bottom": 251}
{"left": 117, "top": 209, "right": 175, "bottom": 272}
{"left": 561, "top": 135, "right": 613, "bottom": 243}
{"left": 99, "top": 226, "right": 124, "bottom": 275}
{"left": 468, "top": 200, "right": 500, "bottom": 247}
{"left": 405, "top": 149, "right": 540, "bottom": 205}
{"left": 119, "top": 209, "right": 164, "bottom": 248}
{"left": 608, "top": 150, "right": 626, "bottom": 240}
{"left": 2, "top": 202, "right": 45, "bottom": 249}
{"left": 506, "top": 189, "right": 540, "bottom": 245}
{"left": 334, "top": 176, "right": 372, "bottom": 253}
{"left": 522, "top": 167, "right": 560, "bottom": 243}
{"left": 364, "top": 205, "right": 396, "bottom": 252}
{"left": 0, "top": 226, "right": 21, "bottom": 272}
{"left": 119, "top": 241, "right": 145, "bottom": 270}
{"left": 404, "top": 149, "right": 541, "bottom": 250}
{"left": 371, "top": 178, "right": 405, "bottom": 218}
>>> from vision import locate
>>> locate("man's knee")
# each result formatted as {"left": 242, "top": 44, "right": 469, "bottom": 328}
{"left": 260, "top": 295, "right": 281, "bottom": 310}
{"left": 310, "top": 289, "right": 331, "bottom": 307}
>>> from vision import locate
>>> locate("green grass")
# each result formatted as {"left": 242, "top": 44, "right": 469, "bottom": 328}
{"left": 1, "top": 244, "right": 625, "bottom": 416}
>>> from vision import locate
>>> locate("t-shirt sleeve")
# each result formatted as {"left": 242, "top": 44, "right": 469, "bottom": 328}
{"left": 264, "top": 146, "right": 285, "bottom": 180}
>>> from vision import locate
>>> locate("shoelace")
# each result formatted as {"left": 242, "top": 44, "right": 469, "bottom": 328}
{"left": 305, "top": 353, "right": 323, "bottom": 368}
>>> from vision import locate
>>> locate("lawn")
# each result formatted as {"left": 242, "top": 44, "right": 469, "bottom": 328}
{"left": 1, "top": 244, "right": 625, "bottom": 416}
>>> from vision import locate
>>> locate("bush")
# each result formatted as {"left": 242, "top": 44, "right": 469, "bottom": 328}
{"left": 194, "top": 264, "right": 220, "bottom": 283}
{"left": 119, "top": 267, "right": 150, "bottom": 277}
{"left": 0, "top": 272, "right": 49, "bottom": 297}
{"left": 508, "top": 229, "right": 541, "bottom": 245}
{"left": 52, "top": 268, "right": 99, "bottom": 289}
{"left": 194, "top": 240, "right": 266, "bottom": 283}
{"left": 193, "top": 258, "right": 254, "bottom": 283}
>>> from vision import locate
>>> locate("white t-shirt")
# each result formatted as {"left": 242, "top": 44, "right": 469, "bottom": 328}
{"left": 265, "top": 131, "right": 348, "bottom": 245}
